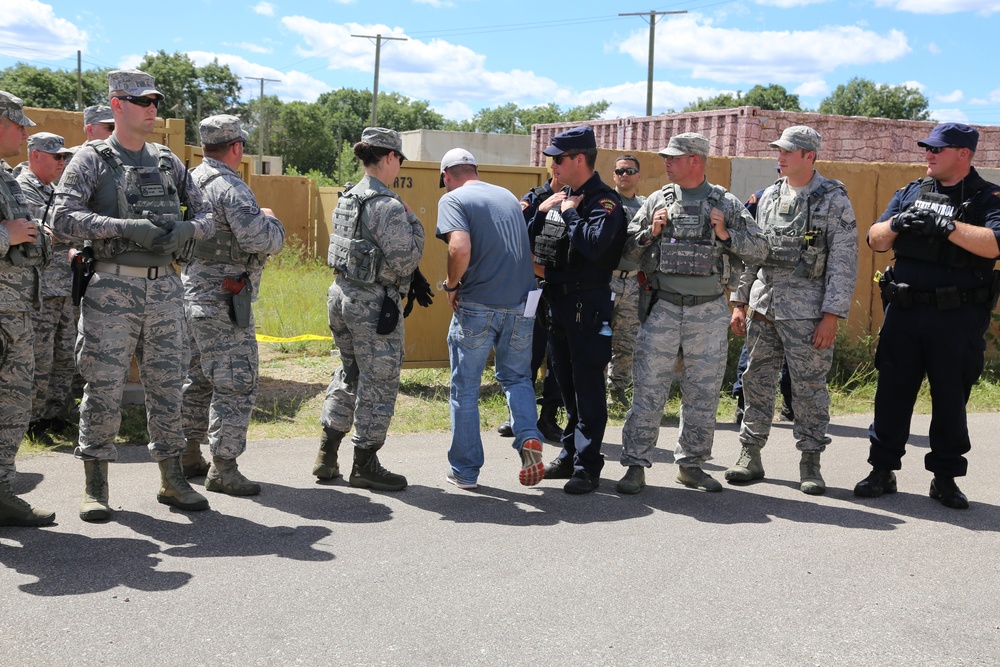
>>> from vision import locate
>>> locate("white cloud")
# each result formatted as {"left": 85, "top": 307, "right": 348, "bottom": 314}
{"left": 0, "top": 0, "right": 88, "bottom": 60}
{"left": 935, "top": 89, "right": 964, "bottom": 103}
{"left": 617, "top": 15, "right": 910, "bottom": 83}
{"left": 185, "top": 51, "right": 330, "bottom": 102}
{"left": 434, "top": 100, "right": 475, "bottom": 121}
{"left": 569, "top": 80, "right": 727, "bottom": 118}
{"left": 234, "top": 42, "right": 273, "bottom": 54}
{"left": 930, "top": 108, "right": 969, "bottom": 122}
{"left": 969, "top": 88, "right": 1000, "bottom": 105}
{"left": 873, "top": 0, "right": 1000, "bottom": 14}
{"left": 253, "top": 2, "right": 275, "bottom": 16}
{"left": 794, "top": 80, "right": 829, "bottom": 98}
{"left": 927, "top": 42, "right": 942, "bottom": 54}
{"left": 900, "top": 79, "right": 926, "bottom": 92}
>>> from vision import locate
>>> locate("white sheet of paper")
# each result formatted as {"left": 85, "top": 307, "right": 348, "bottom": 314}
{"left": 524, "top": 289, "right": 542, "bottom": 317}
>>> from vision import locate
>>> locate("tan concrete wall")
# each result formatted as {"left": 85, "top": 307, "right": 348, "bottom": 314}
{"left": 400, "top": 129, "right": 532, "bottom": 166}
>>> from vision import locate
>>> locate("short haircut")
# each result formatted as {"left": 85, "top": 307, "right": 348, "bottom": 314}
{"left": 447, "top": 163, "right": 477, "bottom": 180}
{"left": 203, "top": 141, "right": 235, "bottom": 159}
{"left": 580, "top": 147, "right": 598, "bottom": 170}
{"left": 616, "top": 154, "right": 640, "bottom": 170}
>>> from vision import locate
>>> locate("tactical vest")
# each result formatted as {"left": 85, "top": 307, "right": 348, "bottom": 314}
{"left": 893, "top": 176, "right": 997, "bottom": 272}
{"left": 0, "top": 172, "right": 50, "bottom": 269}
{"left": 189, "top": 166, "right": 265, "bottom": 270}
{"left": 87, "top": 140, "right": 183, "bottom": 262}
{"left": 327, "top": 189, "right": 393, "bottom": 286}
{"left": 533, "top": 181, "right": 624, "bottom": 271}
{"left": 656, "top": 183, "right": 726, "bottom": 276}
{"left": 761, "top": 178, "right": 845, "bottom": 280}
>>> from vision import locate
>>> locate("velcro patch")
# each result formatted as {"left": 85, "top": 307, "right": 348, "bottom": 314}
{"left": 599, "top": 198, "right": 617, "bottom": 214}
{"left": 240, "top": 204, "right": 261, "bottom": 216}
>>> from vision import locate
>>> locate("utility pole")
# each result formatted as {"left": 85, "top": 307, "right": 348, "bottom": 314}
{"left": 244, "top": 76, "right": 279, "bottom": 174}
{"left": 76, "top": 50, "right": 82, "bottom": 111}
{"left": 619, "top": 10, "right": 687, "bottom": 116}
{"left": 351, "top": 33, "right": 407, "bottom": 126}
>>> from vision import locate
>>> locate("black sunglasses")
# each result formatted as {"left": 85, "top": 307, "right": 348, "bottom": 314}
{"left": 51, "top": 154, "right": 69, "bottom": 161}
{"left": 552, "top": 152, "right": 580, "bottom": 165}
{"left": 614, "top": 167, "right": 639, "bottom": 176}
{"left": 394, "top": 151, "right": 405, "bottom": 165}
{"left": 113, "top": 95, "right": 161, "bottom": 109}
{"left": 924, "top": 145, "right": 960, "bottom": 154}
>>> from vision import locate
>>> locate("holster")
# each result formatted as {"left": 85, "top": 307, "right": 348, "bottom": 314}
{"left": 70, "top": 247, "right": 95, "bottom": 307}
{"left": 223, "top": 272, "right": 252, "bottom": 328}
{"left": 375, "top": 286, "right": 400, "bottom": 335}
{"left": 637, "top": 271, "right": 657, "bottom": 324}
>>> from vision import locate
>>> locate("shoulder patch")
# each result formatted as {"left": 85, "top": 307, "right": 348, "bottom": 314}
{"left": 520, "top": 199, "right": 530, "bottom": 210}
{"left": 240, "top": 204, "right": 261, "bottom": 216}
{"left": 599, "top": 198, "right": 618, "bottom": 214}
{"left": 63, "top": 172, "right": 78, "bottom": 186}
{"left": 745, "top": 193, "right": 758, "bottom": 206}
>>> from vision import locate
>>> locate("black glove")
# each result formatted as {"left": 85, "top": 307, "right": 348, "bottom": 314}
{"left": 404, "top": 268, "right": 434, "bottom": 317}
{"left": 121, "top": 219, "right": 167, "bottom": 250}
{"left": 889, "top": 208, "right": 936, "bottom": 234}
{"left": 151, "top": 219, "right": 196, "bottom": 255}
{"left": 931, "top": 215, "right": 956, "bottom": 238}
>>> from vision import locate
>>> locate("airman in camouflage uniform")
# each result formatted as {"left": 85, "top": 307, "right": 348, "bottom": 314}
{"left": 181, "top": 115, "right": 285, "bottom": 496}
{"left": 608, "top": 154, "right": 646, "bottom": 409}
{"left": 726, "top": 126, "right": 858, "bottom": 495}
{"left": 616, "top": 133, "right": 768, "bottom": 495}
{"left": 0, "top": 91, "right": 55, "bottom": 527}
{"left": 16, "top": 132, "right": 76, "bottom": 438}
{"left": 53, "top": 69, "right": 214, "bottom": 521}
{"left": 315, "top": 127, "right": 424, "bottom": 492}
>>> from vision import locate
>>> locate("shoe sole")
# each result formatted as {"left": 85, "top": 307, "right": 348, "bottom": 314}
{"left": 312, "top": 465, "right": 340, "bottom": 480}
{"left": 445, "top": 475, "right": 478, "bottom": 490}
{"left": 800, "top": 483, "right": 826, "bottom": 495}
{"left": 615, "top": 482, "right": 644, "bottom": 495}
{"left": 564, "top": 481, "right": 599, "bottom": 495}
{"left": 0, "top": 515, "right": 57, "bottom": 527}
{"left": 676, "top": 476, "right": 722, "bottom": 492}
{"left": 519, "top": 440, "right": 545, "bottom": 486}
{"left": 351, "top": 478, "right": 408, "bottom": 491}
{"left": 205, "top": 480, "right": 262, "bottom": 496}
{"left": 724, "top": 468, "right": 765, "bottom": 483}
{"left": 156, "top": 494, "right": 210, "bottom": 511}
{"left": 929, "top": 484, "right": 969, "bottom": 509}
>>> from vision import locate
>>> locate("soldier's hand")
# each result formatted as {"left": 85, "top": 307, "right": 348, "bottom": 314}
{"left": 260, "top": 207, "right": 275, "bottom": 217}
{"left": 2, "top": 218, "right": 38, "bottom": 245}
{"left": 931, "top": 215, "right": 956, "bottom": 238}
{"left": 150, "top": 219, "right": 195, "bottom": 255}
{"left": 890, "top": 209, "right": 936, "bottom": 234}
{"left": 812, "top": 313, "right": 839, "bottom": 350}
{"left": 121, "top": 219, "right": 167, "bottom": 250}
{"left": 730, "top": 305, "right": 747, "bottom": 336}
{"left": 404, "top": 268, "right": 434, "bottom": 317}
{"left": 561, "top": 193, "right": 583, "bottom": 212}
{"left": 650, "top": 208, "right": 668, "bottom": 237}
{"left": 538, "top": 192, "right": 565, "bottom": 214}
{"left": 710, "top": 207, "right": 729, "bottom": 242}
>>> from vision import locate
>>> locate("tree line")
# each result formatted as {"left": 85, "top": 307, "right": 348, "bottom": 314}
{"left": 0, "top": 51, "right": 931, "bottom": 186}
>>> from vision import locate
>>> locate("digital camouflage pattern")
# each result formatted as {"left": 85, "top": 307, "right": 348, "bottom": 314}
{"left": 198, "top": 115, "right": 249, "bottom": 146}
{"left": 608, "top": 193, "right": 645, "bottom": 395}
{"left": 107, "top": 69, "right": 162, "bottom": 97}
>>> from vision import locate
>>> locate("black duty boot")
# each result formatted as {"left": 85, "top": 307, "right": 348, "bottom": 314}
{"left": 313, "top": 427, "right": 346, "bottom": 480}
{"left": 930, "top": 475, "right": 969, "bottom": 509}
{"left": 853, "top": 467, "right": 897, "bottom": 498}
{"left": 496, "top": 419, "right": 513, "bottom": 437}
{"left": 350, "top": 447, "right": 407, "bottom": 491}
{"left": 536, "top": 406, "right": 564, "bottom": 442}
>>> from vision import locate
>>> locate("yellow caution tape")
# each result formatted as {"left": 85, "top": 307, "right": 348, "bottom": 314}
{"left": 256, "top": 334, "right": 332, "bottom": 343}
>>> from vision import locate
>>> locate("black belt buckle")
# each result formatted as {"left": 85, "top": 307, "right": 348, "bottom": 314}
{"left": 935, "top": 286, "right": 961, "bottom": 310}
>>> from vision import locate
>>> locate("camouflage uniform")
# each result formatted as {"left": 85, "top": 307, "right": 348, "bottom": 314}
{"left": 183, "top": 117, "right": 285, "bottom": 462}
{"left": 16, "top": 145, "right": 77, "bottom": 424}
{"left": 736, "top": 172, "right": 858, "bottom": 453}
{"left": 320, "top": 173, "right": 424, "bottom": 451}
{"left": 607, "top": 192, "right": 645, "bottom": 399}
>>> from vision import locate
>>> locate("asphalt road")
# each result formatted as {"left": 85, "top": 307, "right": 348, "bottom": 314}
{"left": 2, "top": 413, "right": 998, "bottom": 667}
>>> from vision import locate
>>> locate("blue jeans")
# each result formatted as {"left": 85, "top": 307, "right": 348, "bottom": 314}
{"left": 447, "top": 300, "right": 541, "bottom": 485}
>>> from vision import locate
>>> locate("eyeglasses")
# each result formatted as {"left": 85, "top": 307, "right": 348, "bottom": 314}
{"left": 924, "top": 145, "right": 961, "bottom": 154}
{"left": 51, "top": 154, "right": 69, "bottom": 161}
{"left": 394, "top": 151, "right": 405, "bottom": 165}
{"left": 113, "top": 95, "right": 161, "bottom": 109}
{"left": 100, "top": 123, "right": 115, "bottom": 131}
{"left": 552, "top": 152, "right": 580, "bottom": 165}
{"left": 614, "top": 167, "right": 639, "bottom": 176}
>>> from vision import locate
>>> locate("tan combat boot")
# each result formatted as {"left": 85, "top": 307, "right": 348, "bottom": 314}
{"left": 205, "top": 457, "right": 261, "bottom": 496}
{"left": 80, "top": 459, "right": 111, "bottom": 522}
{"left": 0, "top": 480, "right": 55, "bottom": 527}
{"left": 800, "top": 451, "right": 826, "bottom": 495}
{"left": 313, "top": 427, "right": 346, "bottom": 480}
{"left": 725, "top": 444, "right": 765, "bottom": 483}
{"left": 181, "top": 438, "right": 210, "bottom": 478}
{"left": 156, "top": 457, "right": 210, "bottom": 511}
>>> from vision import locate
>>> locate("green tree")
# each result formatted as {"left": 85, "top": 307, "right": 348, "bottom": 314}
{"left": 137, "top": 50, "right": 245, "bottom": 143}
{"left": 818, "top": 77, "right": 929, "bottom": 121}
{"left": 0, "top": 62, "right": 107, "bottom": 110}
{"left": 683, "top": 84, "right": 801, "bottom": 112}
{"left": 449, "top": 101, "right": 611, "bottom": 134}
{"left": 269, "top": 100, "right": 337, "bottom": 175}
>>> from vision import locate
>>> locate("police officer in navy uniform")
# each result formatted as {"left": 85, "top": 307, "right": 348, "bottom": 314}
{"left": 528, "top": 126, "right": 625, "bottom": 494}
{"left": 855, "top": 123, "right": 1000, "bottom": 509}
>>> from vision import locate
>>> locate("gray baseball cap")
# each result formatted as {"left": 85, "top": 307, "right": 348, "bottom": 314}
{"left": 658, "top": 133, "right": 709, "bottom": 158}
{"left": 361, "top": 127, "right": 406, "bottom": 160}
{"left": 107, "top": 69, "right": 163, "bottom": 98}
{"left": 0, "top": 90, "right": 36, "bottom": 127}
{"left": 27, "top": 132, "right": 72, "bottom": 155}
{"left": 770, "top": 125, "right": 821, "bottom": 153}
{"left": 199, "top": 114, "right": 249, "bottom": 145}
{"left": 84, "top": 105, "right": 113, "bottom": 126}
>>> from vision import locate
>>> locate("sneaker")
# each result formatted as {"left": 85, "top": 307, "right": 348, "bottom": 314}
{"left": 497, "top": 420, "right": 513, "bottom": 437}
{"left": 564, "top": 470, "right": 599, "bottom": 495}
{"left": 446, "top": 473, "right": 478, "bottom": 490}
{"left": 676, "top": 465, "right": 722, "bottom": 492}
{"left": 519, "top": 439, "right": 544, "bottom": 486}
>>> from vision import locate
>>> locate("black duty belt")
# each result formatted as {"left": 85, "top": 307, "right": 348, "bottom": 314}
{"left": 655, "top": 290, "right": 722, "bottom": 307}
{"left": 543, "top": 281, "right": 608, "bottom": 297}
{"left": 882, "top": 281, "right": 991, "bottom": 310}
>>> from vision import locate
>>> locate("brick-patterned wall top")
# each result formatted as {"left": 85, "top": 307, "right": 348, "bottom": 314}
{"left": 531, "top": 107, "right": 1000, "bottom": 167}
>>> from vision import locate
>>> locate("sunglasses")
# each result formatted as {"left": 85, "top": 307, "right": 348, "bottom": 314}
{"left": 394, "top": 151, "right": 405, "bottom": 165}
{"left": 552, "top": 152, "right": 580, "bottom": 165}
{"left": 614, "top": 167, "right": 639, "bottom": 176}
{"left": 924, "top": 145, "right": 962, "bottom": 154}
{"left": 113, "top": 95, "right": 161, "bottom": 109}
{"left": 51, "top": 154, "right": 69, "bottom": 161}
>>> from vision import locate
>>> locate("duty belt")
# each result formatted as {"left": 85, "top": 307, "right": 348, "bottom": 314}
{"left": 655, "top": 290, "right": 722, "bottom": 307}
{"left": 882, "top": 281, "right": 991, "bottom": 310}
{"left": 615, "top": 270, "right": 638, "bottom": 279}
{"left": 543, "top": 280, "right": 608, "bottom": 297}
{"left": 94, "top": 261, "right": 174, "bottom": 280}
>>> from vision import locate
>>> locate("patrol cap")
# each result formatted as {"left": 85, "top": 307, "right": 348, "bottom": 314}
{"left": 360, "top": 126, "right": 407, "bottom": 160}
{"left": 27, "top": 132, "right": 72, "bottom": 155}
{"left": 439, "top": 148, "right": 477, "bottom": 187}
{"left": 917, "top": 122, "right": 979, "bottom": 151}
{"left": 0, "top": 90, "right": 36, "bottom": 127}
{"left": 83, "top": 105, "right": 113, "bottom": 126}
{"left": 199, "top": 114, "right": 249, "bottom": 145}
{"left": 542, "top": 125, "right": 596, "bottom": 156}
{"left": 658, "top": 132, "right": 709, "bottom": 159}
{"left": 107, "top": 68, "right": 163, "bottom": 98}
{"left": 770, "top": 125, "right": 822, "bottom": 153}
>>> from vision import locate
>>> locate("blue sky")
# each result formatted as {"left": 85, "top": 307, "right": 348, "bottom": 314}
{"left": 1, "top": 0, "right": 999, "bottom": 124}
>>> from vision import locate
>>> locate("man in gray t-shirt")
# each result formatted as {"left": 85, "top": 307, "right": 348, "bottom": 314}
{"left": 435, "top": 148, "right": 543, "bottom": 490}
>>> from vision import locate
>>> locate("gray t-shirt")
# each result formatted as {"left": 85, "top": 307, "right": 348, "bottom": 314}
{"left": 435, "top": 180, "right": 534, "bottom": 307}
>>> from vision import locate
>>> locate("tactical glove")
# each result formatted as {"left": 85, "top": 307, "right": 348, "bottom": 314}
{"left": 121, "top": 219, "right": 167, "bottom": 250}
{"left": 889, "top": 208, "right": 936, "bottom": 234}
{"left": 404, "top": 267, "right": 434, "bottom": 317}
{"left": 151, "top": 219, "right": 196, "bottom": 255}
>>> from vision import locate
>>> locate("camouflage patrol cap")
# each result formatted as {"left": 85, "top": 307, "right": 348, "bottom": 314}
{"left": 658, "top": 133, "right": 709, "bottom": 158}
{"left": 361, "top": 127, "right": 407, "bottom": 160}
{"left": 0, "top": 90, "right": 36, "bottom": 127}
{"left": 27, "top": 132, "right": 72, "bottom": 154}
{"left": 199, "top": 114, "right": 249, "bottom": 145}
{"left": 83, "top": 105, "right": 113, "bottom": 126}
{"left": 771, "top": 125, "right": 822, "bottom": 153}
{"left": 107, "top": 69, "right": 163, "bottom": 98}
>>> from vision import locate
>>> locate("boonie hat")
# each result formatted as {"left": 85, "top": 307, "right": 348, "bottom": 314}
{"left": 199, "top": 114, "right": 249, "bottom": 145}
{"left": 917, "top": 122, "right": 979, "bottom": 151}
{"left": 770, "top": 125, "right": 822, "bottom": 153}
{"left": 542, "top": 125, "right": 597, "bottom": 156}
{"left": 658, "top": 133, "right": 709, "bottom": 159}
{"left": 0, "top": 90, "right": 36, "bottom": 127}
{"left": 361, "top": 127, "right": 406, "bottom": 160}
{"left": 27, "top": 132, "right": 73, "bottom": 155}
{"left": 107, "top": 69, "right": 163, "bottom": 98}
{"left": 83, "top": 105, "right": 113, "bottom": 126}
{"left": 439, "top": 148, "right": 477, "bottom": 187}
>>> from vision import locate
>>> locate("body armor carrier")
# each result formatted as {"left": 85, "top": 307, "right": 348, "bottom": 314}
{"left": 189, "top": 167, "right": 265, "bottom": 270}
{"left": 87, "top": 140, "right": 182, "bottom": 263}
{"left": 893, "top": 176, "right": 996, "bottom": 273}
{"left": 762, "top": 178, "right": 844, "bottom": 280}
{"left": 0, "top": 172, "right": 50, "bottom": 269}
{"left": 533, "top": 181, "right": 623, "bottom": 271}
{"left": 327, "top": 189, "right": 392, "bottom": 286}
{"left": 657, "top": 183, "right": 725, "bottom": 276}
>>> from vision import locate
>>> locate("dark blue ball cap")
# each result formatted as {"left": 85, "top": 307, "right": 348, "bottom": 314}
{"left": 542, "top": 125, "right": 597, "bottom": 156}
{"left": 917, "top": 122, "right": 979, "bottom": 151}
